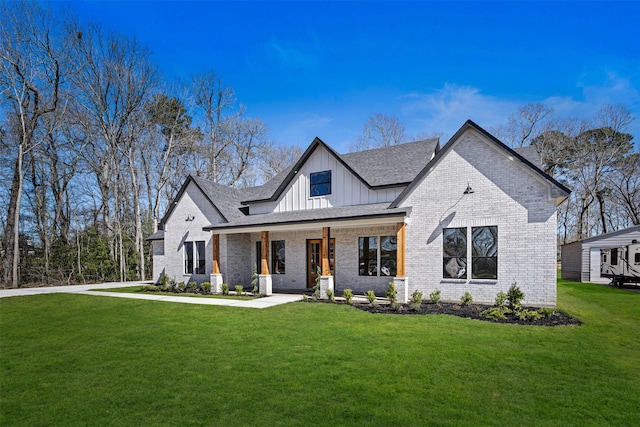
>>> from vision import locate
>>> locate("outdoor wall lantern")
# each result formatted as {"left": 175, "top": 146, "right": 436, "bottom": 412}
{"left": 185, "top": 215, "right": 195, "bottom": 222}
{"left": 463, "top": 183, "right": 474, "bottom": 195}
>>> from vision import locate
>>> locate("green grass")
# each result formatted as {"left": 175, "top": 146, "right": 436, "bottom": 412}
{"left": 1, "top": 279, "right": 639, "bottom": 426}
{"left": 95, "top": 285, "right": 255, "bottom": 300}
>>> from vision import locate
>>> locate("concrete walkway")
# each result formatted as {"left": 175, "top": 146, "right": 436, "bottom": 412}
{"left": 0, "top": 282, "right": 304, "bottom": 309}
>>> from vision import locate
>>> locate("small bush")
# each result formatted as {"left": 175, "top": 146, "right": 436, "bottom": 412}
{"left": 221, "top": 283, "right": 229, "bottom": 295}
{"left": 494, "top": 291, "right": 507, "bottom": 308}
{"left": 507, "top": 283, "right": 525, "bottom": 311}
{"left": 385, "top": 282, "right": 397, "bottom": 304}
{"left": 343, "top": 289, "right": 354, "bottom": 305}
{"left": 410, "top": 290, "right": 423, "bottom": 305}
{"left": 142, "top": 285, "right": 161, "bottom": 292}
{"left": 159, "top": 274, "right": 169, "bottom": 288}
{"left": 460, "top": 292, "right": 473, "bottom": 306}
{"left": 167, "top": 278, "right": 177, "bottom": 292}
{"left": 515, "top": 309, "right": 542, "bottom": 322}
{"left": 187, "top": 281, "right": 198, "bottom": 292}
{"left": 326, "top": 288, "right": 335, "bottom": 302}
{"left": 177, "top": 281, "right": 186, "bottom": 292}
{"left": 481, "top": 307, "right": 507, "bottom": 320}
{"left": 365, "top": 290, "right": 377, "bottom": 305}
{"left": 429, "top": 289, "right": 441, "bottom": 304}
{"left": 537, "top": 307, "right": 555, "bottom": 318}
{"left": 235, "top": 285, "right": 243, "bottom": 296}
{"left": 302, "top": 294, "right": 309, "bottom": 302}
{"left": 251, "top": 264, "right": 258, "bottom": 294}
{"left": 201, "top": 282, "right": 211, "bottom": 293}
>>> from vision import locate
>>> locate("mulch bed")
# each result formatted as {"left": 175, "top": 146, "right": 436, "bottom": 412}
{"left": 304, "top": 299, "right": 581, "bottom": 326}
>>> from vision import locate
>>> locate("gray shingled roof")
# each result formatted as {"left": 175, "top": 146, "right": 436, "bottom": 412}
{"left": 340, "top": 139, "right": 439, "bottom": 187}
{"left": 204, "top": 203, "right": 410, "bottom": 231}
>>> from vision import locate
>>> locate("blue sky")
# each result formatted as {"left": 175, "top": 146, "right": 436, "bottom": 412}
{"left": 54, "top": 1, "right": 640, "bottom": 152}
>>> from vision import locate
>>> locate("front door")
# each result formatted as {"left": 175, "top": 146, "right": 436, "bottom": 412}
{"left": 307, "top": 239, "right": 335, "bottom": 289}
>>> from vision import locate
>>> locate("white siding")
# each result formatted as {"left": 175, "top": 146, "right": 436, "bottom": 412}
{"left": 250, "top": 146, "right": 404, "bottom": 214}
{"left": 155, "top": 181, "right": 225, "bottom": 284}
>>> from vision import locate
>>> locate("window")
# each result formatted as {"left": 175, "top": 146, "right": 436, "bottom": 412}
{"left": 443, "top": 228, "right": 467, "bottom": 279}
{"left": 256, "top": 240, "right": 285, "bottom": 274}
{"left": 359, "top": 236, "right": 397, "bottom": 276}
{"left": 184, "top": 241, "right": 206, "bottom": 274}
{"left": 271, "top": 240, "right": 285, "bottom": 274}
{"left": 310, "top": 170, "right": 331, "bottom": 197}
{"left": 472, "top": 226, "right": 497, "bottom": 279}
{"left": 611, "top": 248, "right": 618, "bottom": 266}
{"left": 635, "top": 252, "right": 640, "bottom": 265}
{"left": 443, "top": 226, "right": 498, "bottom": 279}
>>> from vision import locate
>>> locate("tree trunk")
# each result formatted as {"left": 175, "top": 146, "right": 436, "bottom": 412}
{"left": 3, "top": 144, "right": 23, "bottom": 288}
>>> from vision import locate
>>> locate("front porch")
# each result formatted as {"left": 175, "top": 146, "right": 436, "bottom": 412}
{"left": 205, "top": 217, "right": 410, "bottom": 302}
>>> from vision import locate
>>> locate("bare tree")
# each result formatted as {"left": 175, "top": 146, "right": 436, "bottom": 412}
{"left": 0, "top": 1, "right": 66, "bottom": 287}
{"left": 350, "top": 113, "right": 406, "bottom": 151}
{"left": 503, "top": 103, "right": 554, "bottom": 147}
{"left": 260, "top": 142, "right": 303, "bottom": 182}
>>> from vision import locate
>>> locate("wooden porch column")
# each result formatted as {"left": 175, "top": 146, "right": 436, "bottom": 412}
{"left": 261, "top": 231, "right": 270, "bottom": 275}
{"left": 321, "top": 227, "right": 331, "bottom": 276}
{"left": 396, "top": 222, "right": 406, "bottom": 277}
{"left": 212, "top": 234, "right": 220, "bottom": 274}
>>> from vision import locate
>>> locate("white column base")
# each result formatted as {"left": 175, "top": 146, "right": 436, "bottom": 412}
{"left": 393, "top": 277, "right": 409, "bottom": 303}
{"left": 259, "top": 274, "right": 272, "bottom": 296}
{"left": 319, "top": 276, "right": 335, "bottom": 299}
{"left": 210, "top": 274, "right": 223, "bottom": 294}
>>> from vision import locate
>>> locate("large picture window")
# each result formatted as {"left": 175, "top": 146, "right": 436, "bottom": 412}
{"left": 443, "top": 227, "right": 498, "bottom": 279}
{"left": 443, "top": 228, "right": 467, "bottom": 279}
{"left": 472, "top": 226, "right": 497, "bottom": 279}
{"left": 359, "top": 236, "right": 397, "bottom": 276}
{"left": 184, "top": 241, "right": 206, "bottom": 274}
{"left": 310, "top": 170, "right": 331, "bottom": 197}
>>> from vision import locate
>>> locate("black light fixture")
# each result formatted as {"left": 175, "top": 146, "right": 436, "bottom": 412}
{"left": 463, "top": 183, "right": 474, "bottom": 195}
{"left": 186, "top": 215, "right": 195, "bottom": 221}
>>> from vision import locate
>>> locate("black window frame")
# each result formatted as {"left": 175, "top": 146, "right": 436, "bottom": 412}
{"left": 310, "top": 170, "right": 332, "bottom": 197}
{"left": 184, "top": 240, "right": 206, "bottom": 275}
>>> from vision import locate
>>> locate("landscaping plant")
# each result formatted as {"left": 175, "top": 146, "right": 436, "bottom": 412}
{"left": 342, "top": 289, "right": 354, "bottom": 305}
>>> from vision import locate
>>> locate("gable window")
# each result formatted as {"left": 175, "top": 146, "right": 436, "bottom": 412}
{"left": 184, "top": 241, "right": 206, "bottom": 274}
{"left": 359, "top": 236, "right": 397, "bottom": 276}
{"left": 443, "top": 226, "right": 497, "bottom": 280}
{"left": 310, "top": 170, "right": 331, "bottom": 197}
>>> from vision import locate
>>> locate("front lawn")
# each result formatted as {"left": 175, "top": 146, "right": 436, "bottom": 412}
{"left": 1, "top": 279, "right": 639, "bottom": 426}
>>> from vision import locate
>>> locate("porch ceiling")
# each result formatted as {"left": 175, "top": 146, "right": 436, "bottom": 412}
{"left": 203, "top": 203, "right": 411, "bottom": 235}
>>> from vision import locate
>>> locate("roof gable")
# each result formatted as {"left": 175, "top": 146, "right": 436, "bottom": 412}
{"left": 390, "top": 120, "right": 571, "bottom": 208}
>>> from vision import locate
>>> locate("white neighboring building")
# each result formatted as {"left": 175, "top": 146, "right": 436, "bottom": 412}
{"left": 561, "top": 225, "right": 640, "bottom": 284}
{"left": 149, "top": 120, "right": 570, "bottom": 306}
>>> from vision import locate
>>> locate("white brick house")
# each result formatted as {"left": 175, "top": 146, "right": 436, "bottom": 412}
{"left": 148, "top": 120, "right": 569, "bottom": 306}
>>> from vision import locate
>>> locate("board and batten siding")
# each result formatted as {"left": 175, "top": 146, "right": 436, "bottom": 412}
{"left": 250, "top": 145, "right": 404, "bottom": 214}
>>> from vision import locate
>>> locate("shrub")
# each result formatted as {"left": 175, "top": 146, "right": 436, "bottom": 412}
{"left": 201, "top": 282, "right": 211, "bottom": 293}
{"left": 460, "top": 292, "right": 473, "bottom": 306}
{"left": 516, "top": 310, "right": 542, "bottom": 322}
{"left": 159, "top": 274, "right": 169, "bottom": 288}
{"left": 507, "top": 283, "right": 525, "bottom": 311}
{"left": 537, "top": 307, "right": 555, "bottom": 318}
{"left": 251, "top": 264, "right": 258, "bottom": 294}
{"left": 494, "top": 291, "right": 507, "bottom": 308}
{"left": 167, "top": 278, "right": 177, "bottom": 292}
{"left": 410, "top": 290, "right": 423, "bottom": 310}
{"left": 187, "top": 281, "right": 198, "bottom": 292}
{"left": 235, "top": 285, "right": 243, "bottom": 296}
{"left": 177, "top": 281, "right": 186, "bottom": 292}
{"left": 385, "top": 282, "right": 397, "bottom": 304}
{"left": 221, "top": 283, "right": 229, "bottom": 295}
{"left": 481, "top": 307, "right": 507, "bottom": 320}
{"left": 342, "top": 289, "right": 354, "bottom": 305}
{"left": 429, "top": 289, "right": 441, "bottom": 304}
{"left": 326, "top": 288, "right": 335, "bottom": 302}
{"left": 365, "top": 290, "right": 377, "bottom": 305}
{"left": 142, "top": 285, "right": 160, "bottom": 292}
